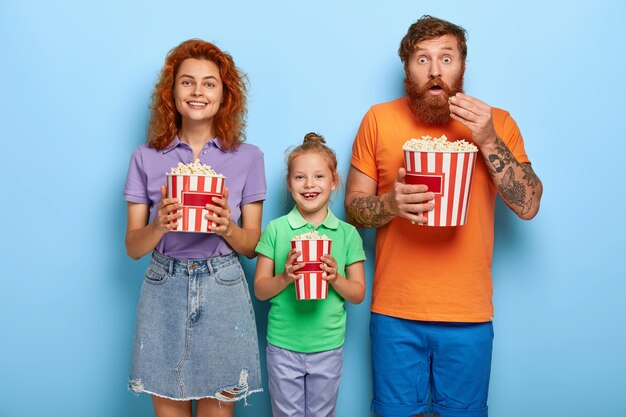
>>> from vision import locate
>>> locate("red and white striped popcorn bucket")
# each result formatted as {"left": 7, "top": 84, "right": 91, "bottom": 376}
{"left": 290, "top": 239, "right": 332, "bottom": 300}
{"left": 166, "top": 174, "right": 225, "bottom": 233}
{"left": 404, "top": 149, "right": 478, "bottom": 226}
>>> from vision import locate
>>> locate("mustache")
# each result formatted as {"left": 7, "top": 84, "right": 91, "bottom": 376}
{"left": 418, "top": 77, "right": 455, "bottom": 96}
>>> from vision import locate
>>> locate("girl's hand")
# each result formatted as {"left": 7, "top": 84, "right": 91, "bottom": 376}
{"left": 155, "top": 185, "right": 182, "bottom": 232}
{"left": 320, "top": 254, "right": 339, "bottom": 283}
{"left": 206, "top": 187, "right": 233, "bottom": 236}
{"left": 283, "top": 249, "right": 304, "bottom": 281}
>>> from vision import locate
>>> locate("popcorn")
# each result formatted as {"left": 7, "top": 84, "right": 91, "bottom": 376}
{"left": 403, "top": 135, "right": 478, "bottom": 226}
{"left": 291, "top": 234, "right": 332, "bottom": 300}
{"left": 291, "top": 230, "right": 331, "bottom": 241}
{"left": 166, "top": 160, "right": 226, "bottom": 233}
{"left": 402, "top": 135, "right": 477, "bottom": 152}
{"left": 168, "top": 159, "right": 224, "bottom": 176}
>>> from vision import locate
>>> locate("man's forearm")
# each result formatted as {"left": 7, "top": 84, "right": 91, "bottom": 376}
{"left": 346, "top": 193, "right": 395, "bottom": 228}
{"left": 482, "top": 136, "right": 542, "bottom": 219}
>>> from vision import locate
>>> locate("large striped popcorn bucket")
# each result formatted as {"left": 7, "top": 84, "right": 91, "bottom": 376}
{"left": 166, "top": 174, "right": 225, "bottom": 233}
{"left": 404, "top": 149, "right": 478, "bottom": 226}
{"left": 290, "top": 239, "right": 332, "bottom": 300}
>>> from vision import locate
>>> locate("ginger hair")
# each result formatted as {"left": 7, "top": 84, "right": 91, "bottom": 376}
{"left": 286, "top": 132, "right": 339, "bottom": 185}
{"left": 399, "top": 15, "right": 468, "bottom": 68}
{"left": 147, "top": 39, "right": 247, "bottom": 151}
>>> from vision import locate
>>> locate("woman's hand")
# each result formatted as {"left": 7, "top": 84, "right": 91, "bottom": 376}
{"left": 126, "top": 185, "right": 180, "bottom": 260}
{"left": 283, "top": 249, "right": 304, "bottom": 281}
{"left": 206, "top": 187, "right": 233, "bottom": 235}
{"left": 154, "top": 185, "right": 182, "bottom": 232}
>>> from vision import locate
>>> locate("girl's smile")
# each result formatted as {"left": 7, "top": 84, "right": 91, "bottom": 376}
{"left": 302, "top": 192, "right": 320, "bottom": 200}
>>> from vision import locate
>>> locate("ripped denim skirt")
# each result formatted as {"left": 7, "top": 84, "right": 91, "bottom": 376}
{"left": 128, "top": 250, "right": 262, "bottom": 402}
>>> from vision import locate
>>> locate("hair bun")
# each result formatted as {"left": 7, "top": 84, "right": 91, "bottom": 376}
{"left": 303, "top": 132, "right": 325, "bottom": 144}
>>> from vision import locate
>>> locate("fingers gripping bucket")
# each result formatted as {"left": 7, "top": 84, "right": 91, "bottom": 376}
{"left": 404, "top": 149, "right": 478, "bottom": 226}
{"left": 166, "top": 174, "right": 225, "bottom": 233}
{"left": 290, "top": 239, "right": 332, "bottom": 300}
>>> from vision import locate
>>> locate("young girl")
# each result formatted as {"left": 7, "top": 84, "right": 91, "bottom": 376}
{"left": 254, "top": 133, "right": 366, "bottom": 417}
{"left": 123, "top": 39, "right": 265, "bottom": 417}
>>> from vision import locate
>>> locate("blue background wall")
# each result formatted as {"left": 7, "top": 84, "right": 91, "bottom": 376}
{"left": 1, "top": 0, "right": 625, "bottom": 416}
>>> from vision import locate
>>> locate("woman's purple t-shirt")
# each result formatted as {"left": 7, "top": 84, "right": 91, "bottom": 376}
{"left": 123, "top": 137, "right": 266, "bottom": 259}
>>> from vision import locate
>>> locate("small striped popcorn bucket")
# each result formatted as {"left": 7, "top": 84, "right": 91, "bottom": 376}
{"left": 166, "top": 174, "right": 225, "bottom": 233}
{"left": 404, "top": 149, "right": 478, "bottom": 226}
{"left": 290, "top": 239, "right": 332, "bottom": 300}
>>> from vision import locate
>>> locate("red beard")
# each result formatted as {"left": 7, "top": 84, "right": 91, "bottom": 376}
{"left": 405, "top": 75, "right": 464, "bottom": 126}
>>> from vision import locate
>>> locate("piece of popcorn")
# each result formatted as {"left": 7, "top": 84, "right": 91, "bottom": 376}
{"left": 291, "top": 230, "right": 331, "bottom": 241}
{"left": 402, "top": 135, "right": 477, "bottom": 152}
{"left": 167, "top": 159, "right": 224, "bottom": 176}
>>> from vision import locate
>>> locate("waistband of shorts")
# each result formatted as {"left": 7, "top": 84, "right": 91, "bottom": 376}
{"left": 151, "top": 250, "right": 239, "bottom": 275}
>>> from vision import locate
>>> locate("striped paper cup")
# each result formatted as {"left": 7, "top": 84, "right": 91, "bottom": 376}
{"left": 166, "top": 174, "right": 225, "bottom": 233}
{"left": 290, "top": 238, "right": 332, "bottom": 300}
{"left": 404, "top": 149, "right": 478, "bottom": 226}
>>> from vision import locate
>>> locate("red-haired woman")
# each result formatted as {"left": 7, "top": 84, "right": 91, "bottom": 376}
{"left": 123, "top": 39, "right": 265, "bottom": 417}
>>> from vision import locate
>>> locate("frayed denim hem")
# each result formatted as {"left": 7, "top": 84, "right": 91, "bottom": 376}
{"left": 128, "top": 378, "right": 263, "bottom": 406}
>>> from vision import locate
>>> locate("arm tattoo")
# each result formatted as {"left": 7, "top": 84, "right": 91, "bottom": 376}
{"left": 488, "top": 154, "right": 505, "bottom": 173}
{"left": 486, "top": 136, "right": 516, "bottom": 175}
{"left": 348, "top": 195, "right": 394, "bottom": 228}
{"left": 487, "top": 136, "right": 540, "bottom": 215}
{"left": 521, "top": 163, "right": 540, "bottom": 188}
{"left": 501, "top": 167, "right": 533, "bottom": 215}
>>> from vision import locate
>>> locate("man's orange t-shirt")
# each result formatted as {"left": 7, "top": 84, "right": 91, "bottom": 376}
{"left": 351, "top": 97, "right": 530, "bottom": 322}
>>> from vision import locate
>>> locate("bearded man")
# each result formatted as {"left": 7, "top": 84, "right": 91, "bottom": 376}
{"left": 345, "top": 15, "right": 543, "bottom": 417}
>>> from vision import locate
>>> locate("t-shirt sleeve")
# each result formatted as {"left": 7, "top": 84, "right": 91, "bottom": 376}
{"left": 255, "top": 220, "right": 277, "bottom": 260}
{"left": 498, "top": 111, "right": 530, "bottom": 165}
{"left": 345, "top": 226, "right": 366, "bottom": 265}
{"left": 123, "top": 147, "right": 150, "bottom": 204}
{"left": 350, "top": 108, "right": 379, "bottom": 181}
{"left": 241, "top": 147, "right": 267, "bottom": 206}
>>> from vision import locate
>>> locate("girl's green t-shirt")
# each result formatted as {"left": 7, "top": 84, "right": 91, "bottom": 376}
{"left": 255, "top": 206, "right": 366, "bottom": 353}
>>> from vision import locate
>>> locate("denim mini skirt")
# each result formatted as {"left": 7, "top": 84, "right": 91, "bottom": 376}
{"left": 128, "top": 250, "right": 262, "bottom": 402}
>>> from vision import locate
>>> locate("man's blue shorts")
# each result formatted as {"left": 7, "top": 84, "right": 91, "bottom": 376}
{"left": 370, "top": 313, "right": 494, "bottom": 417}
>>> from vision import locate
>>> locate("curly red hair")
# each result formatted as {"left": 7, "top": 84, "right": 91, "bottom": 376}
{"left": 148, "top": 39, "right": 247, "bottom": 151}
